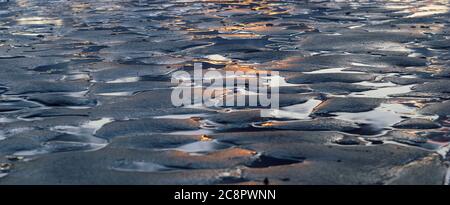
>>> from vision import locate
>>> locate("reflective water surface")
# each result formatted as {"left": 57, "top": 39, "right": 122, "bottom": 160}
{"left": 0, "top": 0, "right": 449, "bottom": 184}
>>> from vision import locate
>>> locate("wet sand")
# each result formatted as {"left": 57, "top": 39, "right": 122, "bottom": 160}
{"left": 0, "top": 0, "right": 449, "bottom": 184}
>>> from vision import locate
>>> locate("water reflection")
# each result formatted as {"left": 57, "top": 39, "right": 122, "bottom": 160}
{"left": 0, "top": 0, "right": 449, "bottom": 184}
{"left": 16, "top": 17, "right": 63, "bottom": 26}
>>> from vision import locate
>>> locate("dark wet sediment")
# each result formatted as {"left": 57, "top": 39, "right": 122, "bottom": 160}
{"left": 0, "top": 0, "right": 449, "bottom": 184}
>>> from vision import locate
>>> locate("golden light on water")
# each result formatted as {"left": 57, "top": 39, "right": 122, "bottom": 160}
{"left": 200, "top": 135, "right": 213, "bottom": 141}
{"left": 16, "top": 17, "right": 63, "bottom": 26}
{"left": 260, "top": 122, "right": 274, "bottom": 127}
{"left": 224, "top": 64, "right": 265, "bottom": 74}
{"left": 219, "top": 33, "right": 263, "bottom": 39}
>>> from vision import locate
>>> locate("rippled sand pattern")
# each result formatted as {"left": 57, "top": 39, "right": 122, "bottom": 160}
{"left": 0, "top": 0, "right": 449, "bottom": 184}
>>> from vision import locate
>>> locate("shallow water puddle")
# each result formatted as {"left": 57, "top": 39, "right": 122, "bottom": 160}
{"left": 106, "top": 76, "right": 141, "bottom": 83}
{"left": 334, "top": 103, "right": 437, "bottom": 135}
{"left": 264, "top": 99, "right": 322, "bottom": 120}
{"left": 354, "top": 81, "right": 397, "bottom": 87}
{"left": 110, "top": 160, "right": 175, "bottom": 173}
{"left": 350, "top": 62, "right": 387, "bottom": 68}
{"left": 16, "top": 17, "right": 63, "bottom": 26}
{"left": 96, "top": 91, "right": 135, "bottom": 97}
{"left": 61, "top": 73, "right": 91, "bottom": 81}
{"left": 262, "top": 75, "right": 298, "bottom": 87}
{"left": 16, "top": 117, "right": 113, "bottom": 155}
{"left": 205, "top": 54, "right": 231, "bottom": 62}
{"left": 304, "top": 67, "right": 365, "bottom": 74}
{"left": 168, "top": 129, "right": 214, "bottom": 136}
{"left": 153, "top": 113, "right": 209, "bottom": 120}
{"left": 370, "top": 42, "right": 413, "bottom": 53}
{"left": 51, "top": 118, "right": 113, "bottom": 136}
{"left": 165, "top": 140, "right": 231, "bottom": 155}
{"left": 404, "top": 4, "right": 449, "bottom": 18}
{"left": 65, "top": 91, "right": 89, "bottom": 98}
{"left": 14, "top": 141, "right": 108, "bottom": 156}
{"left": 350, "top": 85, "right": 414, "bottom": 98}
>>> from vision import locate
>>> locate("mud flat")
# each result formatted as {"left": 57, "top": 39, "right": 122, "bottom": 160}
{"left": 0, "top": 0, "right": 449, "bottom": 184}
